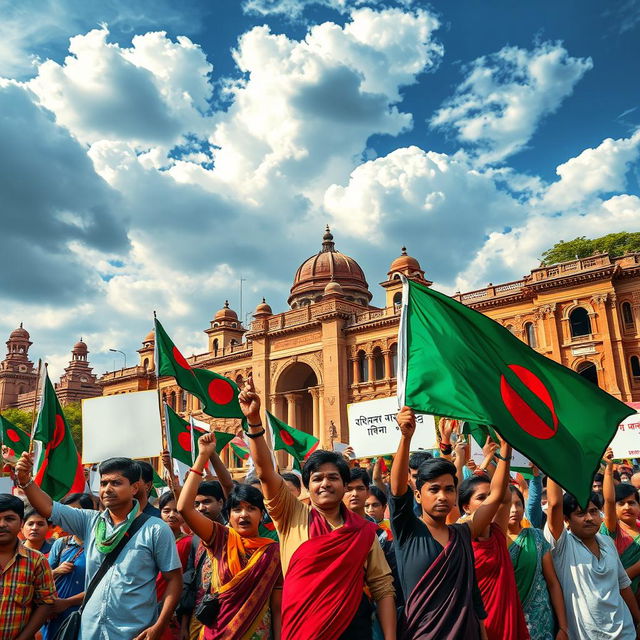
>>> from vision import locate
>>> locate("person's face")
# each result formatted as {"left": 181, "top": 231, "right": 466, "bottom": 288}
{"left": 566, "top": 501, "right": 602, "bottom": 540}
{"left": 0, "top": 510, "right": 22, "bottom": 545}
{"left": 632, "top": 474, "right": 640, "bottom": 490}
{"left": 228, "top": 500, "right": 261, "bottom": 537}
{"left": 364, "top": 495, "right": 385, "bottom": 522}
{"left": 592, "top": 480, "right": 603, "bottom": 493}
{"left": 135, "top": 480, "right": 153, "bottom": 500}
{"left": 416, "top": 473, "right": 457, "bottom": 520}
{"left": 22, "top": 514, "right": 49, "bottom": 544}
{"left": 462, "top": 481, "right": 491, "bottom": 516}
{"left": 344, "top": 479, "right": 369, "bottom": 513}
{"left": 161, "top": 499, "right": 184, "bottom": 533}
{"left": 194, "top": 494, "right": 223, "bottom": 520}
{"left": 284, "top": 480, "right": 301, "bottom": 497}
{"left": 99, "top": 472, "right": 139, "bottom": 510}
{"left": 83, "top": 467, "right": 90, "bottom": 482}
{"left": 617, "top": 493, "right": 640, "bottom": 527}
{"left": 621, "top": 473, "right": 631, "bottom": 484}
{"left": 509, "top": 491, "right": 525, "bottom": 527}
{"left": 408, "top": 468, "right": 419, "bottom": 492}
{"left": 308, "top": 463, "right": 346, "bottom": 509}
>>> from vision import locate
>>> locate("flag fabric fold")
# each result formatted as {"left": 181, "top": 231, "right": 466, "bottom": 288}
{"left": 266, "top": 411, "right": 319, "bottom": 470}
{"left": 398, "top": 276, "right": 635, "bottom": 506}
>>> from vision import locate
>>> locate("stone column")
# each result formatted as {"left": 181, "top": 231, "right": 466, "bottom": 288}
{"left": 367, "top": 354, "right": 374, "bottom": 382}
{"left": 309, "top": 387, "right": 320, "bottom": 441}
{"left": 541, "top": 304, "right": 561, "bottom": 361}
{"left": 591, "top": 294, "right": 622, "bottom": 397}
{"left": 351, "top": 358, "right": 359, "bottom": 384}
{"left": 383, "top": 350, "right": 392, "bottom": 379}
{"left": 285, "top": 392, "right": 300, "bottom": 429}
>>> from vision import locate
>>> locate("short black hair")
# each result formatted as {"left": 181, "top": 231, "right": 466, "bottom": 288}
{"left": 416, "top": 458, "right": 458, "bottom": 493}
{"left": 593, "top": 473, "right": 604, "bottom": 484}
{"left": 244, "top": 471, "right": 260, "bottom": 486}
{"left": 563, "top": 491, "right": 603, "bottom": 517}
{"left": 281, "top": 472, "right": 301, "bottom": 491}
{"left": 301, "top": 450, "right": 350, "bottom": 488}
{"left": 613, "top": 470, "right": 622, "bottom": 483}
{"left": 197, "top": 480, "right": 224, "bottom": 501}
{"left": 137, "top": 460, "right": 154, "bottom": 484}
{"left": 458, "top": 474, "right": 490, "bottom": 511}
{"left": 62, "top": 493, "right": 95, "bottom": 509}
{"left": 409, "top": 451, "right": 433, "bottom": 471}
{"left": 226, "top": 484, "right": 264, "bottom": 512}
{"left": 159, "top": 491, "right": 177, "bottom": 511}
{"left": 0, "top": 494, "right": 24, "bottom": 520}
{"left": 348, "top": 467, "right": 370, "bottom": 487}
{"left": 509, "top": 484, "right": 525, "bottom": 508}
{"left": 368, "top": 485, "right": 388, "bottom": 508}
{"left": 616, "top": 482, "right": 640, "bottom": 504}
{"left": 98, "top": 457, "right": 141, "bottom": 483}
{"left": 23, "top": 507, "right": 49, "bottom": 524}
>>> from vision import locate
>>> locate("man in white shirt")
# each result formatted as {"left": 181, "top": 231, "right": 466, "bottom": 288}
{"left": 545, "top": 477, "right": 640, "bottom": 639}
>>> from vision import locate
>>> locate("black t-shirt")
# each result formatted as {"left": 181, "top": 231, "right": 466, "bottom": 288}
{"left": 389, "top": 488, "right": 486, "bottom": 619}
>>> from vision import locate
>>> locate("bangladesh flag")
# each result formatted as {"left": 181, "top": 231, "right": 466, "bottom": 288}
{"left": 230, "top": 436, "right": 250, "bottom": 462}
{"left": 266, "top": 411, "right": 319, "bottom": 470}
{"left": 150, "top": 468, "right": 167, "bottom": 499}
{"left": 398, "top": 277, "right": 635, "bottom": 506}
{"left": 193, "top": 368, "right": 244, "bottom": 420}
{"left": 155, "top": 318, "right": 207, "bottom": 405}
{"left": 0, "top": 415, "right": 30, "bottom": 458}
{"left": 33, "top": 368, "right": 85, "bottom": 501}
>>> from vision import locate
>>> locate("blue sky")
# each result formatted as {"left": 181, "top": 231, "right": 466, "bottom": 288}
{"left": 0, "top": 0, "right": 639, "bottom": 378}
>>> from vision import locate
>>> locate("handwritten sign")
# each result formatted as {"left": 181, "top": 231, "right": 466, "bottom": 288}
{"left": 610, "top": 404, "right": 640, "bottom": 459}
{"left": 347, "top": 397, "right": 436, "bottom": 458}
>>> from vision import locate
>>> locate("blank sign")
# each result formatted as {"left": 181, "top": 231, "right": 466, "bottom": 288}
{"left": 82, "top": 391, "right": 162, "bottom": 463}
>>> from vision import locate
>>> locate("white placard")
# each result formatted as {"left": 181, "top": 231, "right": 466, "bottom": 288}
{"left": 347, "top": 397, "right": 436, "bottom": 458}
{"left": 333, "top": 441, "right": 349, "bottom": 454}
{"left": 610, "top": 409, "right": 640, "bottom": 459}
{"left": 82, "top": 391, "right": 162, "bottom": 463}
{"left": 469, "top": 437, "right": 530, "bottom": 469}
{"left": 0, "top": 476, "right": 14, "bottom": 494}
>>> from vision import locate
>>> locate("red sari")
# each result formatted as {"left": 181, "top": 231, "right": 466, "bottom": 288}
{"left": 472, "top": 524, "right": 529, "bottom": 640}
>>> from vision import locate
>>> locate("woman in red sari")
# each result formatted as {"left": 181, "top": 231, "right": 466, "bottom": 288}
{"left": 458, "top": 463, "right": 529, "bottom": 640}
{"left": 178, "top": 432, "right": 282, "bottom": 640}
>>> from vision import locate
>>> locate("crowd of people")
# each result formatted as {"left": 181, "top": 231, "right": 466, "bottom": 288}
{"left": 1, "top": 377, "right": 640, "bottom": 640}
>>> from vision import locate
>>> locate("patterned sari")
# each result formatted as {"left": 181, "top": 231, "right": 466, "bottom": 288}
{"left": 601, "top": 523, "right": 640, "bottom": 597}
{"left": 508, "top": 527, "right": 554, "bottom": 640}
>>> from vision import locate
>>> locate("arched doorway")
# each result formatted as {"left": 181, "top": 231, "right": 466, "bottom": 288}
{"left": 274, "top": 362, "right": 319, "bottom": 435}
{"left": 577, "top": 361, "right": 598, "bottom": 386}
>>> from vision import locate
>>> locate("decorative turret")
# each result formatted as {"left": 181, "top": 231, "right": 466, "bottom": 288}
{"left": 206, "top": 301, "right": 246, "bottom": 354}
{"left": 381, "top": 247, "right": 431, "bottom": 308}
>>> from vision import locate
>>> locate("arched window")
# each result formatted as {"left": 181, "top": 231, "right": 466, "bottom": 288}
{"left": 357, "top": 350, "right": 368, "bottom": 383}
{"left": 577, "top": 361, "right": 598, "bottom": 385}
{"left": 169, "top": 391, "right": 176, "bottom": 409}
{"left": 569, "top": 307, "right": 591, "bottom": 337}
{"left": 230, "top": 339, "right": 238, "bottom": 347}
{"left": 235, "top": 374, "right": 244, "bottom": 387}
{"left": 524, "top": 322, "right": 537, "bottom": 348}
{"left": 213, "top": 339, "right": 219, "bottom": 355}
{"left": 373, "top": 347, "right": 384, "bottom": 380}
{"left": 390, "top": 343, "right": 398, "bottom": 378}
{"left": 162, "top": 392, "right": 167, "bottom": 405}
{"left": 181, "top": 392, "right": 187, "bottom": 412}
{"left": 393, "top": 291, "right": 402, "bottom": 308}
{"left": 631, "top": 356, "right": 640, "bottom": 379}
{"left": 622, "top": 302, "right": 635, "bottom": 329}
{"left": 143, "top": 358, "right": 149, "bottom": 371}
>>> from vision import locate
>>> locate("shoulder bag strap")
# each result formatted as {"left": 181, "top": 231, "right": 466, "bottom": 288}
{"left": 79, "top": 512, "right": 151, "bottom": 612}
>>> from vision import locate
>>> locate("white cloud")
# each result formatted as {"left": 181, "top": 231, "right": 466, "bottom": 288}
{"left": 242, "top": 0, "right": 415, "bottom": 18}
{"left": 431, "top": 42, "right": 593, "bottom": 165}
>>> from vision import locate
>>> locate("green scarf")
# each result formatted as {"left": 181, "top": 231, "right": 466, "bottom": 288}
{"left": 94, "top": 501, "right": 140, "bottom": 554}
{"left": 509, "top": 528, "right": 538, "bottom": 607}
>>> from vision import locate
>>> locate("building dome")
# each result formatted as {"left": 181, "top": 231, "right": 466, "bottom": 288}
{"left": 388, "top": 247, "right": 422, "bottom": 276}
{"left": 9, "top": 324, "right": 29, "bottom": 341}
{"left": 215, "top": 300, "right": 238, "bottom": 322}
{"left": 324, "top": 280, "right": 344, "bottom": 296}
{"left": 72, "top": 339, "right": 88, "bottom": 354}
{"left": 254, "top": 298, "right": 273, "bottom": 316}
{"left": 289, "top": 226, "right": 372, "bottom": 308}
{"left": 144, "top": 329, "right": 155, "bottom": 343}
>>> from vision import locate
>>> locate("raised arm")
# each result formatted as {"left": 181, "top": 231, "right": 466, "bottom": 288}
{"left": 176, "top": 434, "right": 216, "bottom": 543}
{"left": 469, "top": 435, "right": 511, "bottom": 539}
{"left": 453, "top": 438, "right": 468, "bottom": 488}
{"left": 478, "top": 437, "right": 498, "bottom": 479}
{"left": 208, "top": 442, "right": 234, "bottom": 499}
{"left": 15, "top": 452, "right": 53, "bottom": 518}
{"left": 545, "top": 477, "right": 565, "bottom": 541}
{"left": 241, "top": 376, "right": 283, "bottom": 500}
{"left": 602, "top": 448, "right": 617, "bottom": 534}
{"left": 391, "top": 407, "right": 415, "bottom": 497}
{"left": 525, "top": 467, "right": 543, "bottom": 528}
{"left": 372, "top": 457, "right": 387, "bottom": 494}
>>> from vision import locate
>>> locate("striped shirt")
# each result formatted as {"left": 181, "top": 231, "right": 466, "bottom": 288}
{"left": 0, "top": 542, "right": 57, "bottom": 639}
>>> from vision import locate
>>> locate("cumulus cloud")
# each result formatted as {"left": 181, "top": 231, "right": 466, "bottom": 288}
{"left": 243, "top": 0, "right": 415, "bottom": 18}
{"left": 431, "top": 42, "right": 593, "bottom": 165}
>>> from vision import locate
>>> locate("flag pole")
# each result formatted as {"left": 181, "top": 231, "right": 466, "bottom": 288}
{"left": 28, "top": 359, "right": 42, "bottom": 455}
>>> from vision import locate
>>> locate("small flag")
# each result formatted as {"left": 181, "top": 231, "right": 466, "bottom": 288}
{"left": 0, "top": 415, "right": 30, "bottom": 458}
{"left": 230, "top": 436, "right": 250, "bottom": 462}
{"left": 266, "top": 411, "right": 319, "bottom": 468}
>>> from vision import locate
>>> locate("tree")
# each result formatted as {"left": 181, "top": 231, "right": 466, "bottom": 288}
{"left": 541, "top": 232, "right": 640, "bottom": 266}
{"left": 1, "top": 408, "right": 33, "bottom": 433}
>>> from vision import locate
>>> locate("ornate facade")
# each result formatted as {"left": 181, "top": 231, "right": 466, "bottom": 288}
{"left": 96, "top": 230, "right": 640, "bottom": 469}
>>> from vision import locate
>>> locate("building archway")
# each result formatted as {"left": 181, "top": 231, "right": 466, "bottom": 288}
{"left": 274, "top": 361, "right": 319, "bottom": 436}
{"left": 577, "top": 361, "right": 598, "bottom": 386}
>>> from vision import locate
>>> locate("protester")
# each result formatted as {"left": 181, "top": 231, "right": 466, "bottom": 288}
{"left": 240, "top": 377, "right": 396, "bottom": 640}
{"left": 344, "top": 468, "right": 374, "bottom": 521}
{"left": 545, "top": 476, "right": 640, "bottom": 638}
{"left": 15, "top": 452, "right": 183, "bottom": 640}
{"left": 177, "top": 432, "right": 282, "bottom": 639}
{"left": 21, "top": 507, "right": 52, "bottom": 556}
{"left": 43, "top": 492, "right": 95, "bottom": 640}
{"left": 138, "top": 460, "right": 162, "bottom": 517}
{"left": 592, "top": 473, "right": 604, "bottom": 494}
{"left": 601, "top": 448, "right": 640, "bottom": 599}
{"left": 631, "top": 472, "right": 640, "bottom": 491}
{"left": 0, "top": 493, "right": 57, "bottom": 640}
{"left": 366, "top": 486, "right": 393, "bottom": 540}
{"left": 281, "top": 472, "right": 301, "bottom": 497}
{"left": 506, "top": 485, "right": 568, "bottom": 640}
{"left": 390, "top": 406, "right": 515, "bottom": 639}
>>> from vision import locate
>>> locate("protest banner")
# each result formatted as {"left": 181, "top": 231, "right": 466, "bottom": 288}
{"left": 82, "top": 391, "right": 162, "bottom": 463}
{"left": 347, "top": 396, "right": 436, "bottom": 458}
{"left": 610, "top": 402, "right": 640, "bottom": 459}
{"left": 0, "top": 476, "right": 13, "bottom": 493}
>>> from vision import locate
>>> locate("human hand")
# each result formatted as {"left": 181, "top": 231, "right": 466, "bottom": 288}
{"left": 482, "top": 437, "right": 498, "bottom": 459}
{"left": 134, "top": 624, "right": 163, "bottom": 640}
{"left": 197, "top": 432, "right": 217, "bottom": 459}
{"left": 555, "top": 629, "right": 569, "bottom": 640}
{"left": 238, "top": 376, "right": 261, "bottom": 424}
{"left": 341, "top": 446, "right": 355, "bottom": 461}
{"left": 161, "top": 450, "right": 172, "bottom": 471}
{"left": 51, "top": 597, "right": 72, "bottom": 614}
{"left": 396, "top": 406, "right": 416, "bottom": 439}
{"left": 14, "top": 452, "right": 33, "bottom": 486}
{"left": 440, "top": 418, "right": 455, "bottom": 445}
{"left": 53, "top": 562, "right": 74, "bottom": 577}
{"left": 603, "top": 447, "right": 614, "bottom": 467}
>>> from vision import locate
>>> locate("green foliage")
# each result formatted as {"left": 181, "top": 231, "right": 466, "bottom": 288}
{"left": 1, "top": 407, "right": 33, "bottom": 433}
{"left": 541, "top": 232, "right": 640, "bottom": 266}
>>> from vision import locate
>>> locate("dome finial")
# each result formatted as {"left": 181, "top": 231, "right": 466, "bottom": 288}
{"left": 401, "top": 246, "right": 407, "bottom": 255}
{"left": 19, "top": 322, "right": 23, "bottom": 328}
{"left": 322, "top": 225, "right": 335, "bottom": 252}
{"left": 224, "top": 300, "right": 229, "bottom": 308}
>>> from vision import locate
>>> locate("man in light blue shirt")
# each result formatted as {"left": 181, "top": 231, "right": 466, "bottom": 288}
{"left": 15, "top": 454, "right": 182, "bottom": 640}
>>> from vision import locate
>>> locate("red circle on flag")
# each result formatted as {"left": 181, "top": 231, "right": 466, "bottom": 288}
{"left": 208, "top": 379, "right": 234, "bottom": 405}
{"left": 172, "top": 346, "right": 192, "bottom": 370}
{"left": 52, "top": 415, "right": 66, "bottom": 448}
{"left": 500, "top": 364, "right": 558, "bottom": 440}
{"left": 178, "top": 432, "right": 192, "bottom": 451}
{"left": 280, "top": 430, "right": 294, "bottom": 446}
{"left": 6, "top": 428, "right": 20, "bottom": 443}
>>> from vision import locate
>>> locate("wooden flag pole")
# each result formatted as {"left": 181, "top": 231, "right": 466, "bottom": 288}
{"left": 28, "top": 359, "right": 43, "bottom": 455}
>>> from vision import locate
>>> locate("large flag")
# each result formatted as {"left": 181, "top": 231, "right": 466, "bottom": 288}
{"left": 154, "top": 317, "right": 207, "bottom": 405}
{"left": 266, "top": 411, "right": 319, "bottom": 470}
{"left": 193, "top": 368, "right": 245, "bottom": 420}
{"left": 33, "top": 368, "right": 85, "bottom": 501}
{"left": 398, "top": 276, "right": 635, "bottom": 506}
{"left": 0, "top": 415, "right": 30, "bottom": 458}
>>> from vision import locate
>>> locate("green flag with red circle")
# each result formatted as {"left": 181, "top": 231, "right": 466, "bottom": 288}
{"left": 0, "top": 415, "right": 30, "bottom": 458}
{"left": 33, "top": 368, "right": 85, "bottom": 501}
{"left": 193, "top": 368, "right": 244, "bottom": 420}
{"left": 266, "top": 411, "right": 319, "bottom": 467}
{"left": 230, "top": 436, "right": 250, "bottom": 462}
{"left": 397, "top": 276, "right": 635, "bottom": 507}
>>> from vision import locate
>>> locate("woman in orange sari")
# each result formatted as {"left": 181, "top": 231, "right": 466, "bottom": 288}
{"left": 177, "top": 432, "right": 282, "bottom": 640}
